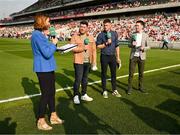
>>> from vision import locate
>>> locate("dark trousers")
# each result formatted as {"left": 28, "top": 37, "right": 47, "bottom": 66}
{"left": 161, "top": 42, "right": 168, "bottom": 49}
{"left": 73, "top": 63, "right": 90, "bottom": 96}
{"left": 100, "top": 54, "right": 117, "bottom": 92}
{"left": 128, "top": 57, "right": 145, "bottom": 91}
{"left": 36, "top": 71, "right": 55, "bottom": 119}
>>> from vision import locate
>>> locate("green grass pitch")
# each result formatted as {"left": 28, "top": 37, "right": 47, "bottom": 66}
{"left": 0, "top": 38, "right": 179, "bottom": 134}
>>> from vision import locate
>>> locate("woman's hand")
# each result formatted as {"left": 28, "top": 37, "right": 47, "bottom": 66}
{"left": 51, "top": 37, "right": 58, "bottom": 45}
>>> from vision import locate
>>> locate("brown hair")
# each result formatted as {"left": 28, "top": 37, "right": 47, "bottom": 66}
{"left": 136, "top": 20, "right": 145, "bottom": 28}
{"left": 103, "top": 19, "right": 111, "bottom": 24}
{"left": 80, "top": 21, "right": 88, "bottom": 26}
{"left": 34, "top": 14, "right": 50, "bottom": 31}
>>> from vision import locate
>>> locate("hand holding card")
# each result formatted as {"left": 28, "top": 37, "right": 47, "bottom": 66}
{"left": 57, "top": 44, "right": 77, "bottom": 54}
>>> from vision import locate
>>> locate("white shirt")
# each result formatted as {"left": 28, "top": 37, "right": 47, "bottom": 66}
{"left": 134, "top": 33, "right": 142, "bottom": 57}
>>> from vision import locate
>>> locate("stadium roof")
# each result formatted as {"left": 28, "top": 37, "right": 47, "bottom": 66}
{"left": 11, "top": 0, "right": 97, "bottom": 18}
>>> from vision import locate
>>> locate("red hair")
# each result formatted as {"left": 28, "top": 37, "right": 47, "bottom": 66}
{"left": 34, "top": 14, "right": 50, "bottom": 31}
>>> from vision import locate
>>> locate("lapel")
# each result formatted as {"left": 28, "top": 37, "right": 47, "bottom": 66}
{"left": 141, "top": 32, "right": 146, "bottom": 47}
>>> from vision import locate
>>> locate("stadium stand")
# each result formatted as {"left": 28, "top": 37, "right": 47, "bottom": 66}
{"left": 0, "top": 0, "right": 179, "bottom": 43}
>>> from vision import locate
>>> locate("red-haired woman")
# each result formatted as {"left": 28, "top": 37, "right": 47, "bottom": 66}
{"left": 31, "top": 14, "right": 64, "bottom": 130}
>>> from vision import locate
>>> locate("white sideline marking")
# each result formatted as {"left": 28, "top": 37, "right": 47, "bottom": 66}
{"left": 0, "top": 64, "right": 180, "bottom": 104}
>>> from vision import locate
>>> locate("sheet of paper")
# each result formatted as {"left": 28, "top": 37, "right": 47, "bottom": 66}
{"left": 57, "top": 44, "right": 77, "bottom": 53}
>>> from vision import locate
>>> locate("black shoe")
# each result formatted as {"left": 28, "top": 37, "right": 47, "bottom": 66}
{"left": 139, "top": 89, "right": 148, "bottom": 94}
{"left": 127, "top": 90, "right": 131, "bottom": 95}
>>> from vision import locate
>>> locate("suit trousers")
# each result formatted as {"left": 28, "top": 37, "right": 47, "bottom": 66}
{"left": 36, "top": 71, "right": 56, "bottom": 119}
{"left": 73, "top": 63, "right": 90, "bottom": 96}
{"left": 128, "top": 57, "right": 145, "bottom": 91}
{"left": 100, "top": 54, "right": 117, "bottom": 92}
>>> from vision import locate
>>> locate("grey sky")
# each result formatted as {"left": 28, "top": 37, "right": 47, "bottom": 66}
{"left": 0, "top": 0, "right": 38, "bottom": 19}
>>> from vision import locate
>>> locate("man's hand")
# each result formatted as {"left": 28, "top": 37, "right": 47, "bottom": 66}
{"left": 91, "top": 64, "right": 98, "bottom": 71}
{"left": 140, "top": 46, "right": 144, "bottom": 52}
{"left": 132, "top": 41, "right": 137, "bottom": 46}
{"left": 116, "top": 59, "right": 121, "bottom": 69}
{"left": 84, "top": 45, "right": 88, "bottom": 51}
{"left": 116, "top": 58, "right": 121, "bottom": 64}
{"left": 107, "top": 38, "right": 112, "bottom": 45}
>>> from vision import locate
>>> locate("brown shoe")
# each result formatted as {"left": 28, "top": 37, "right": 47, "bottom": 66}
{"left": 50, "top": 116, "right": 64, "bottom": 125}
{"left": 37, "top": 119, "right": 52, "bottom": 130}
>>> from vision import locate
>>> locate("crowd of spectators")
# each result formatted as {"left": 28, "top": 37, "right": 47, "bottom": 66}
{"left": 0, "top": 25, "right": 33, "bottom": 39}
{"left": 48, "top": 0, "right": 179, "bottom": 18}
{"left": 0, "top": 13, "right": 179, "bottom": 42}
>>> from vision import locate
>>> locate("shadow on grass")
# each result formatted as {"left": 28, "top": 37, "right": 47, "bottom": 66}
{"left": 156, "top": 99, "right": 180, "bottom": 117}
{"left": 90, "top": 69, "right": 129, "bottom": 93}
{"left": 57, "top": 97, "right": 120, "bottom": 134}
{"left": 169, "top": 70, "right": 180, "bottom": 75}
{"left": 0, "top": 117, "right": 17, "bottom": 134}
{"left": 89, "top": 69, "right": 118, "bottom": 93}
{"left": 158, "top": 84, "right": 180, "bottom": 96}
{"left": 88, "top": 77, "right": 103, "bottom": 94}
{"left": 89, "top": 69, "right": 101, "bottom": 79}
{"left": 121, "top": 98, "right": 180, "bottom": 134}
{"left": 21, "top": 77, "right": 40, "bottom": 119}
{"left": 116, "top": 79, "right": 128, "bottom": 92}
{"left": 57, "top": 68, "right": 124, "bottom": 96}
{"left": 59, "top": 68, "right": 105, "bottom": 96}
{"left": 55, "top": 72, "right": 74, "bottom": 98}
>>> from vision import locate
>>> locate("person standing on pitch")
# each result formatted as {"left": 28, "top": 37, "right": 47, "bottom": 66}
{"left": 96, "top": 19, "right": 121, "bottom": 98}
{"left": 127, "top": 20, "right": 150, "bottom": 95}
{"left": 71, "top": 21, "right": 97, "bottom": 104}
{"left": 31, "top": 14, "right": 64, "bottom": 130}
{"left": 161, "top": 33, "right": 169, "bottom": 50}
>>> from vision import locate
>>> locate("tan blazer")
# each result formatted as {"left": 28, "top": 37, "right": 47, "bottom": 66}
{"left": 129, "top": 32, "right": 150, "bottom": 60}
{"left": 71, "top": 34, "right": 96, "bottom": 64}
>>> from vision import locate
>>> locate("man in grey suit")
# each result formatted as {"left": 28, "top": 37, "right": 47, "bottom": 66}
{"left": 127, "top": 20, "right": 150, "bottom": 95}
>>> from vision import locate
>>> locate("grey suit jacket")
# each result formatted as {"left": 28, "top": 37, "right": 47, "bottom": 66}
{"left": 128, "top": 32, "right": 150, "bottom": 60}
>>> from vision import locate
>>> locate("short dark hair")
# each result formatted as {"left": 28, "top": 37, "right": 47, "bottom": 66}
{"left": 103, "top": 19, "right": 111, "bottom": 24}
{"left": 136, "top": 20, "right": 145, "bottom": 27}
{"left": 80, "top": 21, "right": 88, "bottom": 26}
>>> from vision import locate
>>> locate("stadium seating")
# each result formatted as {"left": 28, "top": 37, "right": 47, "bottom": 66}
{"left": 0, "top": 12, "right": 179, "bottom": 42}
{"left": 0, "top": 0, "right": 179, "bottom": 42}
